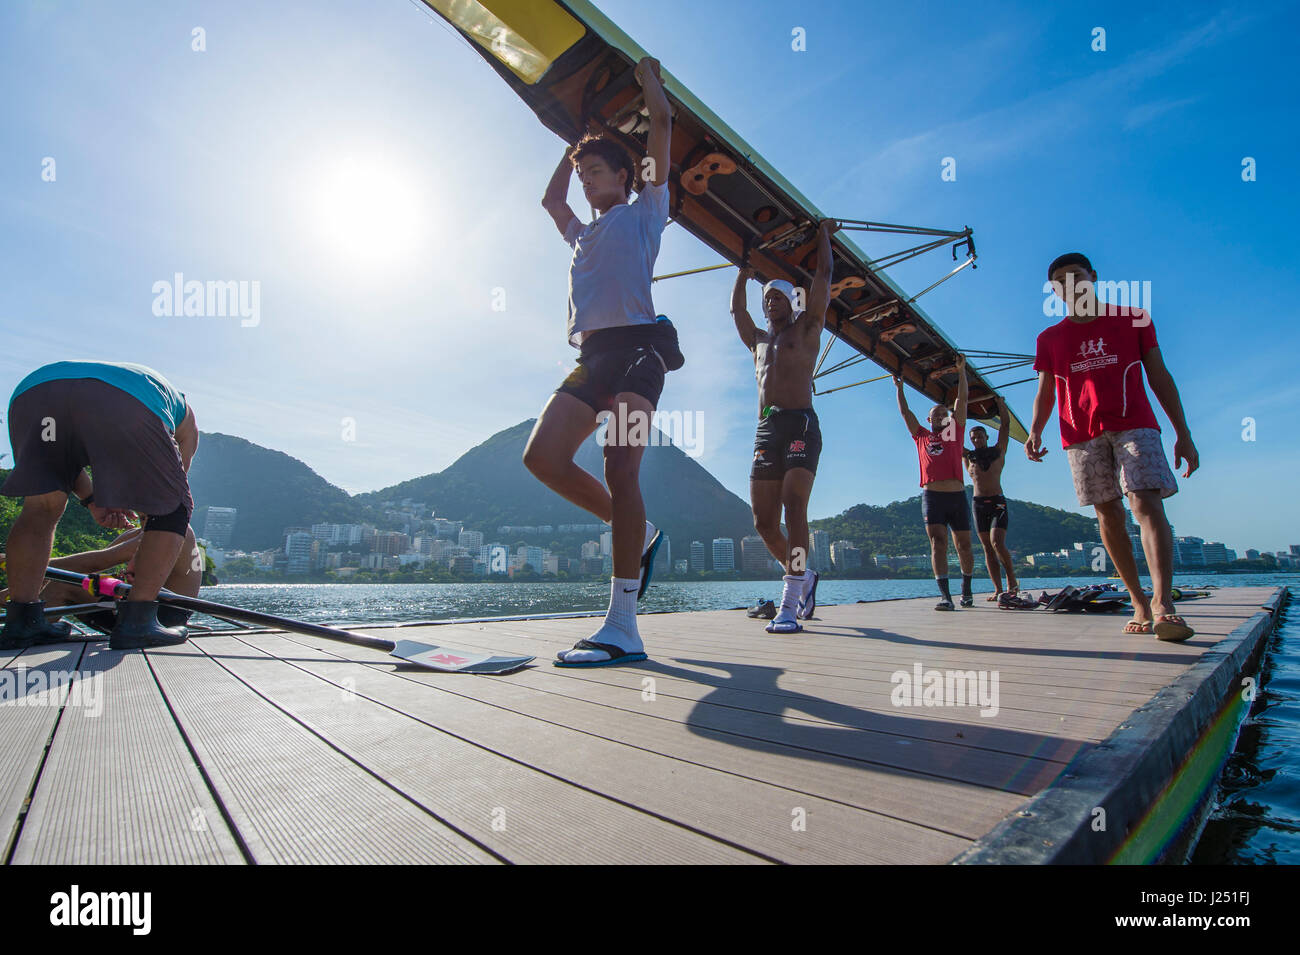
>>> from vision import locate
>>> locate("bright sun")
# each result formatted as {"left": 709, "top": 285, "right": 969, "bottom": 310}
{"left": 313, "top": 156, "right": 425, "bottom": 269}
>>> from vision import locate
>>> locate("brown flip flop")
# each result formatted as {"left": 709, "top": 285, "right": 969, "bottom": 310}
{"left": 1123, "top": 619, "right": 1154, "bottom": 635}
{"left": 1154, "top": 614, "right": 1195, "bottom": 643}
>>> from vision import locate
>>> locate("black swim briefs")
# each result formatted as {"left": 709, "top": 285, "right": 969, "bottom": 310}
{"left": 921, "top": 489, "right": 972, "bottom": 532}
{"left": 973, "top": 494, "right": 1009, "bottom": 533}
{"left": 751, "top": 408, "right": 822, "bottom": 480}
{"left": 556, "top": 325, "right": 673, "bottom": 412}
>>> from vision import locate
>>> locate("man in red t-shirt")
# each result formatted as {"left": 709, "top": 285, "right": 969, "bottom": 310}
{"left": 895, "top": 356, "right": 975, "bottom": 610}
{"left": 1026, "top": 252, "right": 1199, "bottom": 642}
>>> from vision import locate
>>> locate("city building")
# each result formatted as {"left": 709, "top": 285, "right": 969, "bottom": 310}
{"left": 810, "top": 529, "right": 830, "bottom": 572}
{"left": 741, "top": 535, "right": 770, "bottom": 575}
{"left": 203, "top": 507, "right": 237, "bottom": 547}
{"left": 689, "top": 541, "right": 706, "bottom": 572}
{"left": 712, "top": 538, "right": 735, "bottom": 572}
{"left": 284, "top": 531, "right": 313, "bottom": 575}
{"left": 459, "top": 529, "right": 484, "bottom": 551}
{"left": 1201, "top": 541, "right": 1229, "bottom": 565}
{"left": 372, "top": 531, "right": 411, "bottom": 556}
{"left": 1174, "top": 536, "right": 1205, "bottom": 568}
{"left": 830, "top": 540, "right": 860, "bottom": 570}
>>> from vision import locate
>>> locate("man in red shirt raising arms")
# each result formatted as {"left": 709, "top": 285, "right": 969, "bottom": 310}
{"left": 896, "top": 356, "right": 975, "bottom": 611}
{"left": 1026, "top": 252, "right": 1199, "bottom": 641}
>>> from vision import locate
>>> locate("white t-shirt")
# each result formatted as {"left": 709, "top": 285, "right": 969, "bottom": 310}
{"left": 563, "top": 181, "right": 669, "bottom": 347}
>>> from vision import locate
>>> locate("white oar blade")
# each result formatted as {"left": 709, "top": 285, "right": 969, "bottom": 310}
{"left": 390, "top": 639, "right": 534, "bottom": 674}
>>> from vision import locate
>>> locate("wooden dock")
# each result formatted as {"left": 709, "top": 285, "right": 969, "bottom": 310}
{"left": 0, "top": 586, "right": 1285, "bottom": 864}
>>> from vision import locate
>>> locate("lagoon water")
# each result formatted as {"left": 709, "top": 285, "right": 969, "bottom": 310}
{"left": 201, "top": 571, "right": 1297, "bottom": 864}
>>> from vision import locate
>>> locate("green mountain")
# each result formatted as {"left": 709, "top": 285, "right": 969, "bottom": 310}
{"left": 4, "top": 426, "right": 1105, "bottom": 583}
{"left": 357, "top": 419, "right": 757, "bottom": 557}
{"left": 187, "top": 433, "right": 364, "bottom": 550}
{"left": 811, "top": 493, "right": 1099, "bottom": 557}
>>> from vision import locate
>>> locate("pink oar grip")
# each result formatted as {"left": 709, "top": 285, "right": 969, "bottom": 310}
{"left": 80, "top": 575, "right": 124, "bottom": 597}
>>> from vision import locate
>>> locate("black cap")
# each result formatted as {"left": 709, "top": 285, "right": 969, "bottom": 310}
{"left": 1047, "top": 252, "right": 1094, "bottom": 280}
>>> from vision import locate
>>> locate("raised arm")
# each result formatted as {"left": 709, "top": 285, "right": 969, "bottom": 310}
{"left": 803, "top": 219, "right": 836, "bottom": 329}
{"left": 995, "top": 396, "right": 1011, "bottom": 455}
{"left": 541, "top": 147, "right": 580, "bottom": 236}
{"left": 895, "top": 375, "right": 922, "bottom": 437}
{"left": 953, "top": 354, "right": 969, "bottom": 432}
{"left": 1025, "top": 371, "right": 1055, "bottom": 461}
{"left": 1142, "top": 346, "right": 1199, "bottom": 477}
{"left": 730, "top": 267, "right": 761, "bottom": 351}
{"left": 635, "top": 57, "right": 671, "bottom": 187}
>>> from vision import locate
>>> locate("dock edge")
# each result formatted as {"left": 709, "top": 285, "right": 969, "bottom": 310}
{"left": 952, "top": 585, "right": 1290, "bottom": 865}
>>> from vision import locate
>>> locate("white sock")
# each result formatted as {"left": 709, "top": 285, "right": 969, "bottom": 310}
{"left": 558, "top": 578, "right": 643, "bottom": 663}
{"left": 772, "top": 575, "right": 802, "bottom": 625}
{"left": 607, "top": 576, "right": 640, "bottom": 635}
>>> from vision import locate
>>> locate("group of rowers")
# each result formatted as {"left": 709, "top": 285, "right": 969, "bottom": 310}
{"left": 0, "top": 56, "right": 1201, "bottom": 663}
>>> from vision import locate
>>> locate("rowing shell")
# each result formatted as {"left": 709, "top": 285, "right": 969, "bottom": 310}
{"left": 418, "top": 0, "right": 1028, "bottom": 439}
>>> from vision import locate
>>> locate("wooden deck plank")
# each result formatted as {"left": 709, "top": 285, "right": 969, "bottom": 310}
{"left": 228, "top": 631, "right": 975, "bottom": 863}
{"left": 143, "top": 642, "right": 497, "bottom": 865}
{"left": 0, "top": 643, "right": 86, "bottom": 860}
{"left": 12, "top": 644, "right": 244, "bottom": 864}
{"left": 370, "top": 624, "right": 1177, "bottom": 739}
{"left": 1, "top": 587, "right": 1273, "bottom": 864}
{"left": 189, "top": 633, "right": 761, "bottom": 864}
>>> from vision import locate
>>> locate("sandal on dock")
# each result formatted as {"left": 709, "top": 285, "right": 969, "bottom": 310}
{"left": 1153, "top": 614, "right": 1194, "bottom": 643}
{"left": 1123, "top": 619, "right": 1154, "bottom": 635}
{"left": 554, "top": 640, "right": 647, "bottom": 668}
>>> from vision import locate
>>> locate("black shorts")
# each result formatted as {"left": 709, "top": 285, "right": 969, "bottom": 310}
{"left": 2, "top": 379, "right": 193, "bottom": 519}
{"left": 921, "top": 489, "right": 971, "bottom": 532}
{"left": 751, "top": 408, "right": 822, "bottom": 480}
{"left": 556, "top": 325, "right": 670, "bottom": 413}
{"left": 973, "top": 495, "right": 1009, "bottom": 533}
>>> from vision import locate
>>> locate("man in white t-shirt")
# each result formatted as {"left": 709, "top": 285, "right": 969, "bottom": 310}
{"left": 524, "top": 56, "right": 680, "bottom": 667}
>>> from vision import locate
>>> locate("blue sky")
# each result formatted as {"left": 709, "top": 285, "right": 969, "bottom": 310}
{"left": 1, "top": 0, "right": 1295, "bottom": 554}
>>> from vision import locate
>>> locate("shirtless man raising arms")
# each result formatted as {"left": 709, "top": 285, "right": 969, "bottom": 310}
{"left": 964, "top": 396, "right": 1019, "bottom": 599}
{"left": 730, "top": 219, "right": 835, "bottom": 633}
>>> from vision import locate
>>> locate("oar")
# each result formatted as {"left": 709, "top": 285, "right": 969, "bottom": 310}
{"left": 0, "top": 601, "right": 116, "bottom": 628}
{"left": 42, "top": 567, "right": 535, "bottom": 674}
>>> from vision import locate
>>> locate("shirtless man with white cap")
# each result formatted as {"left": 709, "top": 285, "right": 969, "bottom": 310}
{"left": 729, "top": 220, "right": 836, "bottom": 633}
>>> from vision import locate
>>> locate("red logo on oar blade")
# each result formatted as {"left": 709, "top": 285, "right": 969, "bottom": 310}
{"left": 429, "top": 653, "right": 470, "bottom": 665}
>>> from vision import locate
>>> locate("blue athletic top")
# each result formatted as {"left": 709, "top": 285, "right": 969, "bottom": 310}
{"left": 11, "top": 361, "right": 188, "bottom": 432}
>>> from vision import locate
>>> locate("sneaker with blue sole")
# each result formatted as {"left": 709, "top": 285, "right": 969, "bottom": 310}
{"left": 638, "top": 528, "right": 663, "bottom": 600}
{"left": 796, "top": 571, "right": 819, "bottom": 620}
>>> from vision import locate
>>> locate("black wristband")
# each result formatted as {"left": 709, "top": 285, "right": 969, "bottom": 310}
{"left": 79, "top": 493, "right": 94, "bottom": 508}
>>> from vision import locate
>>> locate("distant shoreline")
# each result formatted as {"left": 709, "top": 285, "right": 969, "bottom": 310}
{"left": 210, "top": 566, "right": 1279, "bottom": 585}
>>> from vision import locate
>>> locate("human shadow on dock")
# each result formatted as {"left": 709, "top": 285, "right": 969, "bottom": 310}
{"left": 640, "top": 655, "right": 1087, "bottom": 795}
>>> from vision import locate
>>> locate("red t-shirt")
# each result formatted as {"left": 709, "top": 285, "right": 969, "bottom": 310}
{"left": 914, "top": 427, "right": 964, "bottom": 485}
{"left": 1034, "top": 305, "right": 1161, "bottom": 447}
